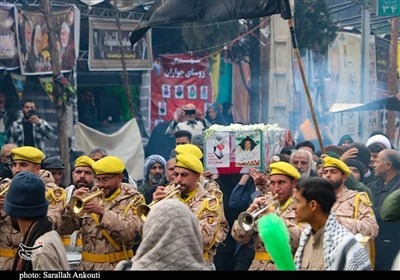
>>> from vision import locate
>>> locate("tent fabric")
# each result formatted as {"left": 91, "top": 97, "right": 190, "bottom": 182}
{"left": 329, "top": 96, "right": 400, "bottom": 113}
{"left": 74, "top": 119, "right": 144, "bottom": 181}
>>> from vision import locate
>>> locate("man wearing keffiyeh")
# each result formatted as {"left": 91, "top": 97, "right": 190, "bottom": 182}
{"left": 137, "top": 154, "right": 167, "bottom": 204}
{"left": 294, "top": 177, "right": 371, "bottom": 270}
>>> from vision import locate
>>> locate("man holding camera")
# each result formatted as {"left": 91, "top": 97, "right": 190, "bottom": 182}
{"left": 165, "top": 103, "right": 211, "bottom": 138}
{"left": 6, "top": 100, "right": 55, "bottom": 153}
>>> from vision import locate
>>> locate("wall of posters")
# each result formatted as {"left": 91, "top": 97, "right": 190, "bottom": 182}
{"left": 0, "top": 3, "right": 19, "bottom": 70}
{"left": 150, "top": 54, "right": 213, "bottom": 128}
{"left": 88, "top": 18, "right": 152, "bottom": 71}
{"left": 16, "top": 5, "right": 80, "bottom": 75}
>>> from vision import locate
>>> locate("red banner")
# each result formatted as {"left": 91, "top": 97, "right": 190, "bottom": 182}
{"left": 150, "top": 54, "right": 213, "bottom": 129}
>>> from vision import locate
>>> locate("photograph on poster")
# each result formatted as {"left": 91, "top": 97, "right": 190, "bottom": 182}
{"left": 175, "top": 85, "right": 184, "bottom": 99}
{"left": 162, "top": 84, "right": 171, "bottom": 98}
{"left": 235, "top": 131, "right": 261, "bottom": 167}
{"left": 188, "top": 85, "right": 197, "bottom": 99}
{"left": 200, "top": 86, "right": 208, "bottom": 100}
{"left": 158, "top": 101, "right": 167, "bottom": 116}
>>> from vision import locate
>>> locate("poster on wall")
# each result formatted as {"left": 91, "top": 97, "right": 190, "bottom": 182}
{"left": 0, "top": 3, "right": 19, "bottom": 70}
{"left": 88, "top": 18, "right": 152, "bottom": 71}
{"left": 16, "top": 5, "right": 80, "bottom": 75}
{"left": 150, "top": 54, "right": 213, "bottom": 129}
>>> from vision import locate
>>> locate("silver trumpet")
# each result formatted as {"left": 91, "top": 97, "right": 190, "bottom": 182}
{"left": 237, "top": 194, "right": 279, "bottom": 231}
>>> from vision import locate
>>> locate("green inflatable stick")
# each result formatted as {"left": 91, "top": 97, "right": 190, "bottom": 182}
{"left": 258, "top": 213, "right": 296, "bottom": 270}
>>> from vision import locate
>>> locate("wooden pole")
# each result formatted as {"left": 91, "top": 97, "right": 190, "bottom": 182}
{"left": 288, "top": 19, "right": 325, "bottom": 154}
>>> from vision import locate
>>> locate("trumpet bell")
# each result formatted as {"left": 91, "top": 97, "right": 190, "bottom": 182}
{"left": 68, "top": 188, "right": 105, "bottom": 216}
{"left": 237, "top": 212, "right": 255, "bottom": 231}
{"left": 137, "top": 204, "right": 151, "bottom": 222}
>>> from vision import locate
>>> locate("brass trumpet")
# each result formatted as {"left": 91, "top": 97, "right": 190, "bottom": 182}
{"left": 237, "top": 194, "right": 279, "bottom": 231}
{"left": 0, "top": 179, "right": 11, "bottom": 197}
{"left": 137, "top": 184, "right": 181, "bottom": 222}
{"left": 68, "top": 186, "right": 105, "bottom": 216}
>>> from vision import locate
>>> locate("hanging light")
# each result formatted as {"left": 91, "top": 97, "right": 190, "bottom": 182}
{"left": 79, "top": 0, "right": 105, "bottom": 6}
{"left": 109, "top": 0, "right": 150, "bottom": 12}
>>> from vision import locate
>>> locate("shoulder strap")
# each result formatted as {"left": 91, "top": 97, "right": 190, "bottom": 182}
{"left": 353, "top": 192, "right": 372, "bottom": 219}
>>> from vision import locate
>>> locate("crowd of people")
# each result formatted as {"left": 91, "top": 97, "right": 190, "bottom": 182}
{"left": 0, "top": 99, "right": 399, "bottom": 272}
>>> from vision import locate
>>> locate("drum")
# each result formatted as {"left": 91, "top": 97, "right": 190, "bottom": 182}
{"left": 66, "top": 252, "right": 82, "bottom": 271}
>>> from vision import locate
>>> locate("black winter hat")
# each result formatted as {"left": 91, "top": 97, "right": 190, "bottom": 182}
{"left": 42, "top": 157, "right": 65, "bottom": 169}
{"left": 345, "top": 159, "right": 366, "bottom": 182}
{"left": 4, "top": 171, "right": 48, "bottom": 219}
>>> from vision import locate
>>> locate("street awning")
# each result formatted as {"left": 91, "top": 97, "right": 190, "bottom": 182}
{"left": 329, "top": 96, "right": 400, "bottom": 113}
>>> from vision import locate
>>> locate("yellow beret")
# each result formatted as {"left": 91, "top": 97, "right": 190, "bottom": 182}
{"left": 323, "top": 156, "right": 350, "bottom": 176}
{"left": 176, "top": 153, "right": 204, "bottom": 174}
{"left": 175, "top": 144, "right": 203, "bottom": 159}
{"left": 91, "top": 156, "right": 125, "bottom": 175}
{"left": 11, "top": 146, "right": 44, "bottom": 164}
{"left": 74, "top": 156, "right": 95, "bottom": 168}
{"left": 269, "top": 161, "right": 301, "bottom": 180}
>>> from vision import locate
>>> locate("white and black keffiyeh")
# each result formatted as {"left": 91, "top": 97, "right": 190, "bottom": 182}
{"left": 294, "top": 212, "right": 371, "bottom": 270}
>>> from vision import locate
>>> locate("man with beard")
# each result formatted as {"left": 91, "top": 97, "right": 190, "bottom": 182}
{"left": 290, "top": 149, "right": 316, "bottom": 179}
{"left": 138, "top": 154, "right": 167, "bottom": 204}
{"left": 62, "top": 155, "right": 95, "bottom": 268}
{"left": 59, "top": 156, "right": 144, "bottom": 270}
{"left": 0, "top": 146, "right": 65, "bottom": 270}
{"left": 322, "top": 156, "right": 379, "bottom": 268}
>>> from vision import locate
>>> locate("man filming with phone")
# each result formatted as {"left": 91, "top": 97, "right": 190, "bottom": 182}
{"left": 6, "top": 100, "right": 55, "bottom": 153}
{"left": 166, "top": 103, "right": 211, "bottom": 138}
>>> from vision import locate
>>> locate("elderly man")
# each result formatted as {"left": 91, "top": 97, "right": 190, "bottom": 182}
{"left": 0, "top": 146, "right": 65, "bottom": 270}
{"left": 371, "top": 149, "right": 400, "bottom": 270}
{"left": 152, "top": 151, "right": 221, "bottom": 269}
{"left": 59, "top": 155, "right": 144, "bottom": 270}
{"left": 165, "top": 103, "right": 210, "bottom": 138}
{"left": 232, "top": 161, "right": 304, "bottom": 270}
{"left": 290, "top": 149, "right": 316, "bottom": 179}
{"left": 138, "top": 154, "right": 167, "bottom": 204}
{"left": 42, "top": 156, "right": 66, "bottom": 187}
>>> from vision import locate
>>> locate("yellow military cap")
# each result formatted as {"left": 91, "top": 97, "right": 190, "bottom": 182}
{"left": 269, "top": 161, "right": 301, "bottom": 180}
{"left": 91, "top": 156, "right": 125, "bottom": 175}
{"left": 323, "top": 156, "right": 350, "bottom": 176}
{"left": 11, "top": 146, "right": 44, "bottom": 164}
{"left": 176, "top": 153, "right": 204, "bottom": 174}
{"left": 74, "top": 156, "right": 95, "bottom": 168}
{"left": 175, "top": 144, "right": 203, "bottom": 159}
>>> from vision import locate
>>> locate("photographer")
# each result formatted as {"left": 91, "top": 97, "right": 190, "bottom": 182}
{"left": 6, "top": 100, "right": 55, "bottom": 152}
{"left": 165, "top": 103, "right": 210, "bottom": 138}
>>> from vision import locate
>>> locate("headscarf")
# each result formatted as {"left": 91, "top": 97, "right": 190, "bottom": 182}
{"left": 143, "top": 155, "right": 167, "bottom": 181}
{"left": 115, "top": 200, "right": 210, "bottom": 271}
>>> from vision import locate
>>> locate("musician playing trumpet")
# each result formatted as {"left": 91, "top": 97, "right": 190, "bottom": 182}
{"left": 152, "top": 152, "right": 222, "bottom": 269}
{"left": 232, "top": 161, "right": 305, "bottom": 270}
{"left": 59, "top": 156, "right": 144, "bottom": 270}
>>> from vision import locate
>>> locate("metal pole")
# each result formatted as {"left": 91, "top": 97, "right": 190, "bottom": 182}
{"left": 360, "top": 4, "right": 370, "bottom": 142}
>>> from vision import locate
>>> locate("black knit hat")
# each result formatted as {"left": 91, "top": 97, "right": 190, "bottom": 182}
{"left": 345, "top": 159, "right": 366, "bottom": 182}
{"left": 4, "top": 171, "right": 48, "bottom": 219}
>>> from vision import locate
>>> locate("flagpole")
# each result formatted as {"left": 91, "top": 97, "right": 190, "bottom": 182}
{"left": 287, "top": 19, "right": 325, "bottom": 154}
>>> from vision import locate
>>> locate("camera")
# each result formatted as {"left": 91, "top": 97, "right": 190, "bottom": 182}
{"left": 28, "top": 109, "right": 37, "bottom": 117}
{"left": 184, "top": 109, "right": 196, "bottom": 115}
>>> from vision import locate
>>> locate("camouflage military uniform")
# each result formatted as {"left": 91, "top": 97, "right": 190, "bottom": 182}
{"left": 0, "top": 172, "right": 66, "bottom": 271}
{"left": 333, "top": 187, "right": 378, "bottom": 238}
{"left": 39, "top": 169, "right": 66, "bottom": 229}
{"left": 232, "top": 194, "right": 303, "bottom": 270}
{"left": 201, "top": 177, "right": 229, "bottom": 266}
{"left": 59, "top": 183, "right": 144, "bottom": 270}
{"left": 166, "top": 182, "right": 221, "bottom": 267}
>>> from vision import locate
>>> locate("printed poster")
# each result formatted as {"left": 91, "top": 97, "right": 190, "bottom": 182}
{"left": 88, "top": 18, "right": 152, "bottom": 70}
{"left": 150, "top": 54, "right": 213, "bottom": 129}
{"left": 16, "top": 5, "right": 80, "bottom": 75}
{"left": 235, "top": 131, "right": 261, "bottom": 167}
{"left": 205, "top": 131, "right": 230, "bottom": 168}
